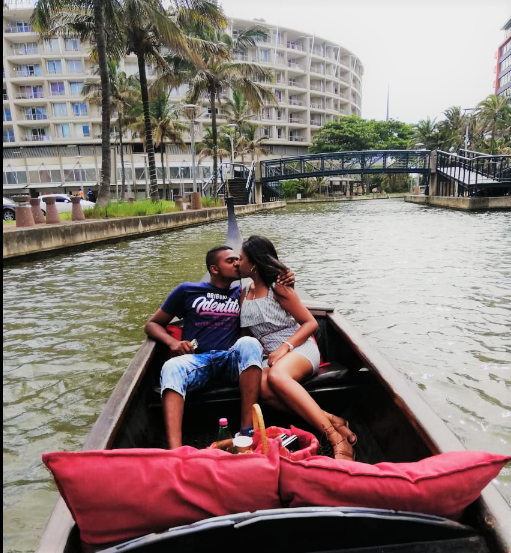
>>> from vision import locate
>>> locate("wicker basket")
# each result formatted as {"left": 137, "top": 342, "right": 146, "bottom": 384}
{"left": 252, "top": 403, "right": 268, "bottom": 454}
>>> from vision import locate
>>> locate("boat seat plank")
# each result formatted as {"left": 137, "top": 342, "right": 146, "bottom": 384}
{"left": 152, "top": 361, "right": 355, "bottom": 404}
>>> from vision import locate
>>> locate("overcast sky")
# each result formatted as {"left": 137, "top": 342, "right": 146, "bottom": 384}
{"left": 218, "top": 0, "right": 510, "bottom": 125}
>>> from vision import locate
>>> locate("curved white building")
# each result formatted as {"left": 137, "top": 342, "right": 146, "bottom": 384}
{"left": 3, "top": 3, "right": 364, "bottom": 197}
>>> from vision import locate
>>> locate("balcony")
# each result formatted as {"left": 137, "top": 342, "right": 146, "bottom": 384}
{"left": 22, "top": 134, "right": 51, "bottom": 141}
{"left": 310, "top": 102, "right": 324, "bottom": 109}
{"left": 3, "top": 94, "right": 9, "bottom": 101}
{"left": 289, "top": 99, "right": 303, "bottom": 106}
{"left": 11, "top": 69, "right": 42, "bottom": 78}
{"left": 287, "top": 61, "right": 302, "bottom": 69}
{"left": 12, "top": 46, "right": 39, "bottom": 55}
{"left": 4, "top": 24, "right": 33, "bottom": 33}
{"left": 22, "top": 112, "right": 48, "bottom": 120}
{"left": 289, "top": 117, "right": 303, "bottom": 124}
{"left": 310, "top": 120, "right": 322, "bottom": 126}
{"left": 287, "top": 42, "right": 304, "bottom": 51}
{"left": 288, "top": 81, "right": 303, "bottom": 88}
{"left": 15, "top": 91, "right": 45, "bottom": 99}
{"left": 310, "top": 85, "right": 325, "bottom": 92}
{"left": 288, "top": 136, "right": 304, "bottom": 142}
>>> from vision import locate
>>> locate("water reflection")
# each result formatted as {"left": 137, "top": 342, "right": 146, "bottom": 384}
{"left": 3, "top": 200, "right": 511, "bottom": 552}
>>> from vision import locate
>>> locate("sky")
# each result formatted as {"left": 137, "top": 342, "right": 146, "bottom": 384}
{"left": 218, "top": 0, "right": 510, "bottom": 125}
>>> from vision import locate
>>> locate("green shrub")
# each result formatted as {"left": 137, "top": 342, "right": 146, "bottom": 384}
{"left": 201, "top": 196, "right": 223, "bottom": 208}
{"left": 82, "top": 200, "right": 178, "bottom": 219}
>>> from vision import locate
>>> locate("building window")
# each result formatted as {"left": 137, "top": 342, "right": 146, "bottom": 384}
{"left": 3, "top": 129, "right": 15, "bottom": 143}
{"left": 57, "top": 123, "right": 71, "bottom": 138}
{"left": 77, "top": 124, "right": 90, "bottom": 137}
{"left": 30, "top": 169, "right": 62, "bottom": 183}
{"left": 47, "top": 60, "right": 62, "bottom": 74}
{"left": 44, "top": 39, "right": 59, "bottom": 53}
{"left": 3, "top": 170, "right": 28, "bottom": 184}
{"left": 72, "top": 102, "right": 87, "bottom": 116}
{"left": 67, "top": 60, "right": 83, "bottom": 73}
{"left": 3, "top": 108, "right": 12, "bottom": 122}
{"left": 275, "top": 90, "right": 282, "bottom": 102}
{"left": 69, "top": 82, "right": 84, "bottom": 96}
{"left": 52, "top": 103, "right": 68, "bottom": 116}
{"left": 260, "top": 49, "right": 269, "bottom": 62}
{"left": 50, "top": 82, "right": 66, "bottom": 96}
{"left": 17, "top": 64, "right": 42, "bottom": 77}
{"left": 23, "top": 107, "right": 47, "bottom": 120}
{"left": 64, "top": 38, "right": 80, "bottom": 51}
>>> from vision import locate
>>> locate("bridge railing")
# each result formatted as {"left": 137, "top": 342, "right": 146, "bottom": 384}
{"left": 259, "top": 150, "right": 431, "bottom": 182}
{"left": 437, "top": 151, "right": 511, "bottom": 190}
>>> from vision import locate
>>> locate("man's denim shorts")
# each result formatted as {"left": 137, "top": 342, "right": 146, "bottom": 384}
{"left": 160, "top": 336, "right": 263, "bottom": 399}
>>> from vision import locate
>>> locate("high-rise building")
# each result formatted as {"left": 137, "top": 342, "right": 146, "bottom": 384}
{"left": 495, "top": 18, "right": 511, "bottom": 98}
{"left": 3, "top": 2, "right": 364, "bottom": 197}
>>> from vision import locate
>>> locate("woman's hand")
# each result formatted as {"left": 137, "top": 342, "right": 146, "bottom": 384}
{"left": 268, "top": 343, "right": 292, "bottom": 366}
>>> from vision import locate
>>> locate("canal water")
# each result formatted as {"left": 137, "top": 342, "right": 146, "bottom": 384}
{"left": 3, "top": 199, "right": 511, "bottom": 552}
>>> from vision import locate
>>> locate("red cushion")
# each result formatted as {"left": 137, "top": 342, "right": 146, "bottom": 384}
{"left": 42, "top": 441, "right": 282, "bottom": 545}
{"left": 279, "top": 451, "right": 511, "bottom": 520}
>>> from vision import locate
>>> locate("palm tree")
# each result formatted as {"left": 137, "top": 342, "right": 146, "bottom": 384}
{"left": 196, "top": 126, "right": 230, "bottom": 195}
{"left": 475, "top": 94, "right": 511, "bottom": 155}
{"left": 411, "top": 117, "right": 440, "bottom": 151}
{"left": 83, "top": 62, "right": 140, "bottom": 201}
{"left": 158, "top": 25, "right": 276, "bottom": 194}
{"left": 239, "top": 123, "right": 270, "bottom": 164}
{"left": 437, "top": 106, "right": 466, "bottom": 152}
{"left": 32, "top": 0, "right": 113, "bottom": 205}
{"left": 150, "top": 94, "right": 187, "bottom": 200}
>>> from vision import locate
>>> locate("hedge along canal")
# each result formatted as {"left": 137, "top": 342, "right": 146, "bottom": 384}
{"left": 3, "top": 201, "right": 286, "bottom": 261}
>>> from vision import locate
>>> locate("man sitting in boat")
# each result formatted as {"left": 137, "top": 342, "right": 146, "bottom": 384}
{"left": 144, "top": 245, "right": 294, "bottom": 449}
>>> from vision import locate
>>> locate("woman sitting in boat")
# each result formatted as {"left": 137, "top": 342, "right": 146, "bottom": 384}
{"left": 238, "top": 235, "right": 357, "bottom": 461}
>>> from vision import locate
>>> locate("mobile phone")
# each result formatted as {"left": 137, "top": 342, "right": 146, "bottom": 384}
{"left": 190, "top": 339, "right": 198, "bottom": 350}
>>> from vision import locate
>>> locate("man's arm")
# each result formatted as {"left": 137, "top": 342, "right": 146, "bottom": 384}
{"left": 144, "top": 309, "right": 195, "bottom": 356}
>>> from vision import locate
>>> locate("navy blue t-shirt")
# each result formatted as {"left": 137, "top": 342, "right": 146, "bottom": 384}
{"left": 161, "top": 282, "right": 242, "bottom": 353}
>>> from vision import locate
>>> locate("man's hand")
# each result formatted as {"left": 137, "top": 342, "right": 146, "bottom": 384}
{"left": 276, "top": 268, "right": 295, "bottom": 287}
{"left": 170, "top": 340, "right": 196, "bottom": 356}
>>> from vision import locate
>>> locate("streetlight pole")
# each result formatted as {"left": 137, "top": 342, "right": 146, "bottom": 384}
{"left": 226, "top": 123, "right": 236, "bottom": 178}
{"left": 183, "top": 104, "right": 197, "bottom": 193}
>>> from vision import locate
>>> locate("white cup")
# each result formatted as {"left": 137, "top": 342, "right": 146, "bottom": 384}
{"left": 233, "top": 435, "right": 253, "bottom": 453}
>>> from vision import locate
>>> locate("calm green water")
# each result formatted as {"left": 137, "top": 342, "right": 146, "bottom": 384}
{"left": 3, "top": 200, "right": 511, "bottom": 552}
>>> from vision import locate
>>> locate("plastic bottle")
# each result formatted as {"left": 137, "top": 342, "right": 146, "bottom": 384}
{"left": 216, "top": 418, "right": 233, "bottom": 453}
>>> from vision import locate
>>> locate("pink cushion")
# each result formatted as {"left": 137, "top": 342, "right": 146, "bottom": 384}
{"left": 279, "top": 451, "right": 511, "bottom": 520}
{"left": 43, "top": 441, "right": 282, "bottom": 545}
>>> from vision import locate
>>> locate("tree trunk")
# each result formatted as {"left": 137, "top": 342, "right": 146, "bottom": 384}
{"left": 93, "top": 0, "right": 111, "bottom": 206}
{"left": 160, "top": 143, "right": 166, "bottom": 199}
{"left": 210, "top": 87, "right": 218, "bottom": 198}
{"left": 118, "top": 111, "right": 126, "bottom": 201}
{"left": 137, "top": 54, "right": 159, "bottom": 200}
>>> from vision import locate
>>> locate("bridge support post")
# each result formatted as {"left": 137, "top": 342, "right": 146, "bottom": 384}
{"left": 429, "top": 151, "right": 438, "bottom": 196}
{"left": 254, "top": 164, "right": 263, "bottom": 204}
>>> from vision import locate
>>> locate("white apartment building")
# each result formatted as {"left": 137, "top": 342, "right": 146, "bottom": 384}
{"left": 3, "top": 1, "right": 364, "bottom": 197}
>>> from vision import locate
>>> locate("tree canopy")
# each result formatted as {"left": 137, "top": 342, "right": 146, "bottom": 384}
{"left": 309, "top": 116, "right": 414, "bottom": 153}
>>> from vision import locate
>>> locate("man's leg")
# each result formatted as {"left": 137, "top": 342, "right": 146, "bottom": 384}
{"left": 229, "top": 336, "right": 264, "bottom": 431}
{"left": 162, "top": 389, "right": 184, "bottom": 449}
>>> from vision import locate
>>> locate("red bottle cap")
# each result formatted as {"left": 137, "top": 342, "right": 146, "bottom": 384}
{"left": 219, "top": 418, "right": 228, "bottom": 426}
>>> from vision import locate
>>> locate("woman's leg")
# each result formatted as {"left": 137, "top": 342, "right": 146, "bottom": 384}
{"left": 260, "top": 366, "right": 294, "bottom": 413}
{"left": 265, "top": 354, "right": 354, "bottom": 460}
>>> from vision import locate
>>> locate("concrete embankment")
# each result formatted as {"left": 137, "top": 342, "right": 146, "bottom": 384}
{"left": 3, "top": 201, "right": 286, "bottom": 261}
{"left": 404, "top": 195, "right": 511, "bottom": 211}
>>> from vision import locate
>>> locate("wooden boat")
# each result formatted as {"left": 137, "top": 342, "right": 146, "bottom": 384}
{"left": 36, "top": 199, "right": 511, "bottom": 553}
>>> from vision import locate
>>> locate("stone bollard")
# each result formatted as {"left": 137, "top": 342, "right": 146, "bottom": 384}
{"left": 127, "top": 197, "right": 135, "bottom": 204}
{"left": 413, "top": 186, "right": 421, "bottom": 195}
{"left": 12, "top": 195, "right": 36, "bottom": 228}
{"left": 70, "top": 196, "right": 86, "bottom": 221}
{"left": 191, "top": 192, "right": 202, "bottom": 210}
{"left": 218, "top": 195, "right": 225, "bottom": 206}
{"left": 30, "top": 197, "right": 45, "bottom": 224}
{"left": 43, "top": 196, "right": 61, "bottom": 224}
{"left": 174, "top": 195, "right": 183, "bottom": 211}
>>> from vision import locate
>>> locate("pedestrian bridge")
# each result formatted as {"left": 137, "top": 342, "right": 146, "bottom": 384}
{"left": 436, "top": 150, "right": 511, "bottom": 197}
{"left": 259, "top": 150, "right": 431, "bottom": 183}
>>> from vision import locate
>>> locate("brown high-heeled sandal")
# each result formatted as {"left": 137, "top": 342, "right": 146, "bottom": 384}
{"left": 324, "top": 411, "right": 357, "bottom": 446}
{"left": 322, "top": 423, "right": 355, "bottom": 461}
